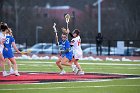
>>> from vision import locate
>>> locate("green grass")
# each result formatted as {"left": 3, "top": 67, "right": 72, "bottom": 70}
{"left": 0, "top": 59, "right": 140, "bottom": 93}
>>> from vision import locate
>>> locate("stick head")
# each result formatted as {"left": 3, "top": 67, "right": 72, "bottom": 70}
{"left": 53, "top": 23, "right": 56, "bottom": 27}
{"left": 65, "top": 14, "right": 70, "bottom": 23}
{"left": 53, "top": 23, "right": 57, "bottom": 33}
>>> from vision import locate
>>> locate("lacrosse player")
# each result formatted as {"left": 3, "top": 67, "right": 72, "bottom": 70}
{"left": 55, "top": 32, "right": 75, "bottom": 75}
{"left": 0, "top": 22, "right": 9, "bottom": 76}
{"left": 62, "top": 28, "right": 84, "bottom": 75}
{"left": 53, "top": 23, "right": 76, "bottom": 75}
{"left": 70, "top": 29, "right": 84, "bottom": 75}
{"left": 3, "top": 28, "right": 21, "bottom": 76}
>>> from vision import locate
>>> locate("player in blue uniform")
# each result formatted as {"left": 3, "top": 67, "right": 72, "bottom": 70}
{"left": 3, "top": 28, "right": 20, "bottom": 76}
{"left": 56, "top": 33, "right": 73, "bottom": 75}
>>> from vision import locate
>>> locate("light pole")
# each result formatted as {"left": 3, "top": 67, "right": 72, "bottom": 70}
{"left": 93, "top": 0, "right": 104, "bottom": 33}
{"left": 15, "top": 0, "right": 18, "bottom": 37}
{"left": 98, "top": 0, "right": 101, "bottom": 33}
{"left": 36, "top": 26, "right": 43, "bottom": 43}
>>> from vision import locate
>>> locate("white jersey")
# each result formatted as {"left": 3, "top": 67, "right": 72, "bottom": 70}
{"left": 0, "top": 31, "right": 6, "bottom": 53}
{"left": 0, "top": 32, "right": 6, "bottom": 44}
{"left": 71, "top": 36, "right": 83, "bottom": 59}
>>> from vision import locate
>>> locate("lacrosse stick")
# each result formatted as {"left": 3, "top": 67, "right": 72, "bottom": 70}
{"left": 65, "top": 14, "right": 70, "bottom": 30}
{"left": 53, "top": 23, "right": 59, "bottom": 45}
{"left": 15, "top": 51, "right": 30, "bottom": 56}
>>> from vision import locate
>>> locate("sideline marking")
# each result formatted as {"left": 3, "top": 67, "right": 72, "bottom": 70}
{"left": 0, "top": 85, "right": 140, "bottom": 90}
{"left": 18, "top": 62, "right": 140, "bottom": 66}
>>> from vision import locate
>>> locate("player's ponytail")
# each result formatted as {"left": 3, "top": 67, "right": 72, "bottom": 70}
{"left": 8, "top": 28, "right": 13, "bottom": 37}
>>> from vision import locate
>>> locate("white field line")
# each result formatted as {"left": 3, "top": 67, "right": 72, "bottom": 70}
{"left": 1, "top": 77, "right": 140, "bottom": 86}
{"left": 20, "top": 67, "right": 140, "bottom": 70}
{"left": 18, "top": 63, "right": 140, "bottom": 69}
{"left": 0, "top": 79, "right": 112, "bottom": 85}
{"left": 18, "top": 62, "right": 140, "bottom": 66}
{"left": 21, "top": 79, "right": 112, "bottom": 85}
{"left": 18, "top": 64, "right": 53, "bottom": 67}
{"left": 0, "top": 85, "right": 140, "bottom": 90}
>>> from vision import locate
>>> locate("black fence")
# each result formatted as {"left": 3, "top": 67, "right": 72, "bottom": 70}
{"left": 15, "top": 38, "right": 140, "bottom": 56}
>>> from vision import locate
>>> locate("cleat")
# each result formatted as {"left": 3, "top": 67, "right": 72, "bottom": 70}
{"left": 77, "top": 71, "right": 84, "bottom": 75}
{"left": 59, "top": 70, "right": 66, "bottom": 75}
{"left": 15, "top": 71, "right": 20, "bottom": 76}
{"left": 3, "top": 71, "right": 9, "bottom": 77}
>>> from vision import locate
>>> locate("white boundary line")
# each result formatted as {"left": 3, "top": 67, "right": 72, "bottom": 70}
{"left": 18, "top": 62, "right": 140, "bottom": 66}
{"left": 0, "top": 84, "right": 140, "bottom": 90}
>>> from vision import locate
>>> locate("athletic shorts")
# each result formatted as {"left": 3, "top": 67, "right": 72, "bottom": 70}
{"left": 65, "top": 54, "right": 72, "bottom": 61}
{"left": 73, "top": 50, "right": 83, "bottom": 59}
{"left": 61, "top": 52, "right": 72, "bottom": 61}
{"left": 3, "top": 48, "right": 14, "bottom": 58}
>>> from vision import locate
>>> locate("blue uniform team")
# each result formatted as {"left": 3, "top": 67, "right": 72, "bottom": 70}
{"left": 3, "top": 35, "right": 15, "bottom": 58}
{"left": 0, "top": 22, "right": 20, "bottom": 77}
{"left": 3, "top": 28, "right": 20, "bottom": 76}
{"left": 0, "top": 22, "right": 82, "bottom": 76}
{"left": 56, "top": 33, "right": 76, "bottom": 75}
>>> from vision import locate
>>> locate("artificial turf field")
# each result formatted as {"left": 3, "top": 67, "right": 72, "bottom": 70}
{"left": 0, "top": 59, "right": 140, "bottom": 93}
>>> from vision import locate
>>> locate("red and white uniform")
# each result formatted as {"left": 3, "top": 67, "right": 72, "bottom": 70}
{"left": 0, "top": 32, "right": 6, "bottom": 53}
{"left": 71, "top": 36, "right": 83, "bottom": 59}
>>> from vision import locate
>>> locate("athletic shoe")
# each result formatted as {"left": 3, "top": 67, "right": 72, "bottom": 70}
{"left": 77, "top": 71, "right": 84, "bottom": 75}
{"left": 2, "top": 71, "right": 9, "bottom": 77}
{"left": 15, "top": 71, "right": 20, "bottom": 76}
{"left": 59, "top": 70, "right": 66, "bottom": 75}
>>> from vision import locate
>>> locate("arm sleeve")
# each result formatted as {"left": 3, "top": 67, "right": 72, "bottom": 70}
{"left": 69, "top": 33, "right": 74, "bottom": 38}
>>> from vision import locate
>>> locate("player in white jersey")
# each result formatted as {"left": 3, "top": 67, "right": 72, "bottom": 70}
{"left": 0, "top": 22, "right": 9, "bottom": 76}
{"left": 70, "top": 29, "right": 84, "bottom": 75}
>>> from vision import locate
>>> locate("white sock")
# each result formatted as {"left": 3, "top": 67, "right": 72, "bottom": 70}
{"left": 10, "top": 67, "right": 14, "bottom": 72}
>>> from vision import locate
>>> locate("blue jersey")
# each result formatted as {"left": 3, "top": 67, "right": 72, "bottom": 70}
{"left": 3, "top": 35, "right": 15, "bottom": 58}
{"left": 59, "top": 39, "right": 72, "bottom": 60}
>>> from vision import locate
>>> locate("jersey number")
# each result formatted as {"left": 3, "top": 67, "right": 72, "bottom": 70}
{"left": 5, "top": 38, "right": 10, "bottom": 44}
{"left": 77, "top": 39, "right": 81, "bottom": 46}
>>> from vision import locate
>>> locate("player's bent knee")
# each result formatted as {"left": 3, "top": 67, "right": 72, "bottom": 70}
{"left": 61, "top": 62, "right": 66, "bottom": 65}
{"left": 56, "top": 61, "right": 60, "bottom": 65}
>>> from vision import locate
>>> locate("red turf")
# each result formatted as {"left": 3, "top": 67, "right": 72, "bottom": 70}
{"left": 0, "top": 72, "right": 127, "bottom": 84}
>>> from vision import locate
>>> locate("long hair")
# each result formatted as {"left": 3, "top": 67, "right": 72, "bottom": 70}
{"left": 6, "top": 28, "right": 14, "bottom": 37}
{"left": 0, "top": 22, "right": 8, "bottom": 32}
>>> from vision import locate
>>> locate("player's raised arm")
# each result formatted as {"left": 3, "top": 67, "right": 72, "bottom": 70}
{"left": 53, "top": 23, "right": 59, "bottom": 46}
